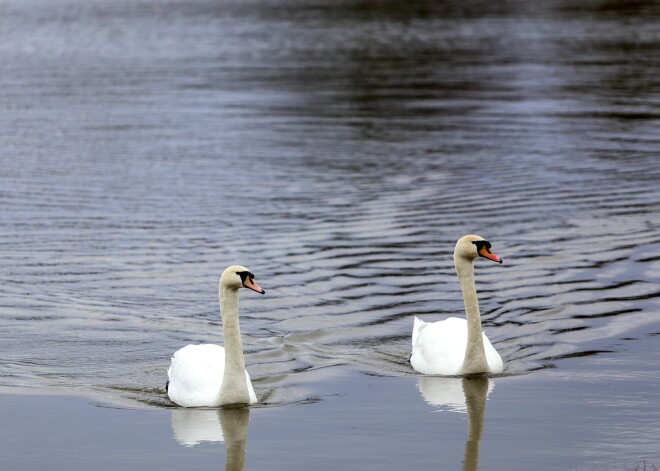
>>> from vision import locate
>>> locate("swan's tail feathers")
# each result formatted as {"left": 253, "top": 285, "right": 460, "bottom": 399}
{"left": 412, "top": 316, "right": 426, "bottom": 347}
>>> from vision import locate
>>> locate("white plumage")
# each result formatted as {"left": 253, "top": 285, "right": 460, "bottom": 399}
{"left": 167, "top": 265, "right": 264, "bottom": 407}
{"left": 410, "top": 235, "right": 505, "bottom": 376}
{"left": 411, "top": 316, "right": 503, "bottom": 375}
{"left": 167, "top": 344, "right": 257, "bottom": 407}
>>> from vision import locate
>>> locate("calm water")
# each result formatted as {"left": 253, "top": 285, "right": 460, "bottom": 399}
{"left": 1, "top": 0, "right": 659, "bottom": 469}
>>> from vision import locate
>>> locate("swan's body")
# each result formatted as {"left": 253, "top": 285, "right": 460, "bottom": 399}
{"left": 168, "top": 344, "right": 257, "bottom": 407}
{"left": 167, "top": 266, "right": 265, "bottom": 407}
{"left": 410, "top": 235, "right": 504, "bottom": 376}
{"left": 411, "top": 317, "right": 503, "bottom": 375}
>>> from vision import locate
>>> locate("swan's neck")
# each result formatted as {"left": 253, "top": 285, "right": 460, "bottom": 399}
{"left": 219, "top": 286, "right": 251, "bottom": 405}
{"left": 455, "top": 256, "right": 489, "bottom": 374}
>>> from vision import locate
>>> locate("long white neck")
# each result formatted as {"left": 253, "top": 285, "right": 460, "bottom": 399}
{"left": 454, "top": 255, "right": 489, "bottom": 374}
{"left": 219, "top": 286, "right": 251, "bottom": 405}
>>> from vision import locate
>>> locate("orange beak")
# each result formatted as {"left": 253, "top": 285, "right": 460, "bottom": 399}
{"left": 243, "top": 277, "right": 265, "bottom": 294}
{"left": 478, "top": 245, "right": 502, "bottom": 264}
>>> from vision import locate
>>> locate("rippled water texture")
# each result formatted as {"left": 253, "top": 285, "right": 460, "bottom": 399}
{"left": 1, "top": 0, "right": 658, "bottom": 469}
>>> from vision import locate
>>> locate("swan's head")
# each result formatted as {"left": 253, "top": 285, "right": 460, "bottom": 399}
{"left": 455, "top": 235, "right": 502, "bottom": 264}
{"left": 220, "top": 265, "right": 266, "bottom": 294}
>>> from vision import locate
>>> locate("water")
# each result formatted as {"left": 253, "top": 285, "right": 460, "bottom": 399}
{"left": 1, "top": 0, "right": 659, "bottom": 469}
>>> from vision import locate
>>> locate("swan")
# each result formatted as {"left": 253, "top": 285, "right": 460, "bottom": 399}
{"left": 410, "top": 235, "right": 504, "bottom": 375}
{"left": 167, "top": 265, "right": 265, "bottom": 407}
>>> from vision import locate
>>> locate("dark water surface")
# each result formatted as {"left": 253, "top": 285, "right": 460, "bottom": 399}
{"left": 1, "top": 0, "right": 658, "bottom": 469}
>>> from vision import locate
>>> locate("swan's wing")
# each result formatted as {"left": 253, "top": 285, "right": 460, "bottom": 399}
{"left": 245, "top": 370, "right": 257, "bottom": 403}
{"left": 167, "top": 344, "right": 225, "bottom": 407}
{"left": 482, "top": 333, "right": 504, "bottom": 373}
{"left": 411, "top": 317, "right": 468, "bottom": 375}
{"left": 412, "top": 316, "right": 427, "bottom": 347}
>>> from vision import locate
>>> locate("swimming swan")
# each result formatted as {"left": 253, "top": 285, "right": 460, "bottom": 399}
{"left": 410, "top": 235, "right": 504, "bottom": 375}
{"left": 167, "top": 266, "right": 265, "bottom": 407}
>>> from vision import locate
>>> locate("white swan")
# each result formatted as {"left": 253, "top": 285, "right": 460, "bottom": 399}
{"left": 167, "top": 265, "right": 265, "bottom": 407}
{"left": 410, "top": 235, "right": 504, "bottom": 375}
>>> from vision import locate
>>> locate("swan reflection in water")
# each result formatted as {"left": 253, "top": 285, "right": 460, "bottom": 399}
{"left": 171, "top": 408, "right": 250, "bottom": 471}
{"left": 417, "top": 376, "right": 492, "bottom": 471}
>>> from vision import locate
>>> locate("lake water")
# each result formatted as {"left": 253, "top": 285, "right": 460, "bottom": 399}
{"left": 1, "top": 0, "right": 658, "bottom": 469}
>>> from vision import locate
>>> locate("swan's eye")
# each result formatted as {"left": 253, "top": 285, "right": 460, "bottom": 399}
{"left": 236, "top": 271, "right": 255, "bottom": 283}
{"left": 472, "top": 240, "right": 492, "bottom": 253}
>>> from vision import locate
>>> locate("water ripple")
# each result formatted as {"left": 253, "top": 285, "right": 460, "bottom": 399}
{"left": 0, "top": 0, "right": 658, "bottom": 408}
